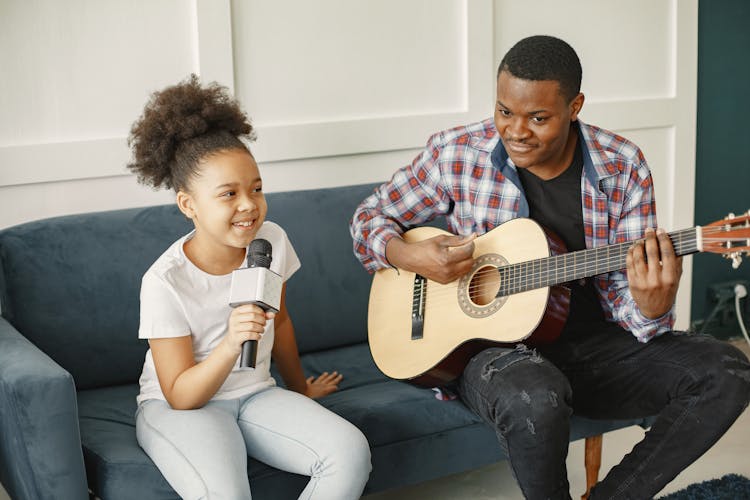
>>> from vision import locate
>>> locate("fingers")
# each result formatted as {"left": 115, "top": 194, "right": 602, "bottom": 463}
{"left": 444, "top": 233, "right": 476, "bottom": 248}
{"left": 627, "top": 237, "right": 647, "bottom": 280}
{"left": 643, "top": 227, "right": 661, "bottom": 279}
{"left": 224, "top": 327, "right": 263, "bottom": 349}
{"left": 442, "top": 234, "right": 475, "bottom": 274}
{"left": 443, "top": 233, "right": 476, "bottom": 260}
{"left": 230, "top": 319, "right": 264, "bottom": 341}
{"left": 625, "top": 228, "right": 682, "bottom": 319}
{"left": 229, "top": 305, "right": 269, "bottom": 338}
{"left": 234, "top": 303, "right": 267, "bottom": 316}
{"left": 305, "top": 371, "right": 343, "bottom": 399}
{"left": 313, "top": 371, "right": 343, "bottom": 385}
{"left": 656, "top": 228, "right": 683, "bottom": 278}
{"left": 231, "top": 313, "right": 268, "bottom": 331}
{"left": 627, "top": 227, "right": 683, "bottom": 284}
{"left": 232, "top": 304, "right": 269, "bottom": 325}
{"left": 417, "top": 233, "right": 476, "bottom": 284}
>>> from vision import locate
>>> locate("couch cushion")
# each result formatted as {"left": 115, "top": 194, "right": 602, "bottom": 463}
{"left": 264, "top": 183, "right": 381, "bottom": 354}
{"left": 0, "top": 205, "right": 192, "bottom": 390}
{"left": 291, "top": 344, "right": 483, "bottom": 446}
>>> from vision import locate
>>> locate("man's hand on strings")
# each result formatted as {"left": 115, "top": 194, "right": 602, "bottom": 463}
{"left": 386, "top": 233, "right": 476, "bottom": 284}
{"left": 626, "top": 227, "right": 682, "bottom": 319}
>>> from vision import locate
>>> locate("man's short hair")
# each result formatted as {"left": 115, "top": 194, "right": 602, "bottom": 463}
{"left": 498, "top": 35, "right": 582, "bottom": 102}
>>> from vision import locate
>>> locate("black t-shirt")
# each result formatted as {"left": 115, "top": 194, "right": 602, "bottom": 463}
{"left": 516, "top": 132, "right": 605, "bottom": 330}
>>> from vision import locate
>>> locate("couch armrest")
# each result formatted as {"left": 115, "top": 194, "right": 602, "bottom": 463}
{"left": 0, "top": 317, "right": 88, "bottom": 500}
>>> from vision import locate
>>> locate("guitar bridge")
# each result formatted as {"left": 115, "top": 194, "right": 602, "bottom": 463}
{"left": 411, "top": 274, "right": 426, "bottom": 340}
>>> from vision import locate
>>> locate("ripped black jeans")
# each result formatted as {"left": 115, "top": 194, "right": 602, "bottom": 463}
{"left": 456, "top": 325, "right": 750, "bottom": 500}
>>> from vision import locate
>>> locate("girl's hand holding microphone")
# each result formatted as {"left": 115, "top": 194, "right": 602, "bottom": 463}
{"left": 222, "top": 304, "right": 275, "bottom": 358}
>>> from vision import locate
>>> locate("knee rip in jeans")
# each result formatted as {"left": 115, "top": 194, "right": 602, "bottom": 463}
{"left": 518, "top": 388, "right": 561, "bottom": 408}
{"left": 517, "top": 389, "right": 560, "bottom": 409}
{"left": 480, "top": 344, "right": 542, "bottom": 382}
{"left": 520, "top": 391, "right": 531, "bottom": 404}
{"left": 548, "top": 389, "right": 559, "bottom": 408}
{"left": 481, "top": 345, "right": 560, "bottom": 437}
{"left": 497, "top": 418, "right": 538, "bottom": 437}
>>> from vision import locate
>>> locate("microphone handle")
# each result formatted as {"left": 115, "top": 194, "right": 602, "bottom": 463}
{"left": 240, "top": 339, "right": 258, "bottom": 368}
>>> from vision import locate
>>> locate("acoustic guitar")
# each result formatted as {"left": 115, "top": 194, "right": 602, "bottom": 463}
{"left": 367, "top": 212, "right": 750, "bottom": 387}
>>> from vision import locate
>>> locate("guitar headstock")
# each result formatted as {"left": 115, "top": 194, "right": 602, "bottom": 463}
{"left": 702, "top": 210, "right": 750, "bottom": 268}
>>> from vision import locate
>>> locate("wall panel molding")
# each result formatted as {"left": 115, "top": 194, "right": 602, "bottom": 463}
{"left": 244, "top": 0, "right": 495, "bottom": 163}
{"left": 0, "top": 0, "right": 225, "bottom": 188}
{"left": 194, "top": 0, "right": 234, "bottom": 92}
{"left": 0, "top": 0, "right": 496, "bottom": 186}
{"left": 0, "top": 138, "right": 129, "bottom": 187}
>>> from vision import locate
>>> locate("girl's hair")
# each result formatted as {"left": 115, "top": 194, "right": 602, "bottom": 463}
{"left": 127, "top": 74, "right": 256, "bottom": 192}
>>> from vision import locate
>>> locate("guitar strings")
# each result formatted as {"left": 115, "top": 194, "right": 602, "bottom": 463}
{"left": 372, "top": 225, "right": 745, "bottom": 309}
{"left": 381, "top": 224, "right": 748, "bottom": 308}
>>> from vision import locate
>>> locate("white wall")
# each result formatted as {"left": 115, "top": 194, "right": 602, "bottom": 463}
{"left": 0, "top": 0, "right": 696, "bottom": 327}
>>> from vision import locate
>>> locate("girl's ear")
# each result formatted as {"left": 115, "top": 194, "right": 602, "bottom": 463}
{"left": 176, "top": 191, "right": 195, "bottom": 219}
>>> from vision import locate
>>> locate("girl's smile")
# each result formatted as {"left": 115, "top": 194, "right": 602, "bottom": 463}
{"left": 232, "top": 218, "right": 260, "bottom": 232}
{"left": 177, "top": 148, "right": 268, "bottom": 275}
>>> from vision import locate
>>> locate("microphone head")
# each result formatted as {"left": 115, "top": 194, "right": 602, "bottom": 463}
{"left": 247, "top": 239, "right": 272, "bottom": 269}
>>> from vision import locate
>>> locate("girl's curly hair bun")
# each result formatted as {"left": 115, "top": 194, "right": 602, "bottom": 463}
{"left": 127, "top": 74, "right": 255, "bottom": 192}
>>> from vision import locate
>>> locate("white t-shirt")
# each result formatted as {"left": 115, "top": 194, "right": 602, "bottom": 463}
{"left": 136, "top": 221, "right": 301, "bottom": 405}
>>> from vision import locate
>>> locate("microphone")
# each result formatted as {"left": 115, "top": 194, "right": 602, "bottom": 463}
{"left": 229, "top": 239, "right": 282, "bottom": 368}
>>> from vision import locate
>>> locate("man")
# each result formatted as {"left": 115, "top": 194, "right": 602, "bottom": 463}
{"left": 350, "top": 35, "right": 750, "bottom": 499}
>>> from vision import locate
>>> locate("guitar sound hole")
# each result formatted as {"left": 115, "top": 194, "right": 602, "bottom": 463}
{"left": 468, "top": 265, "right": 501, "bottom": 306}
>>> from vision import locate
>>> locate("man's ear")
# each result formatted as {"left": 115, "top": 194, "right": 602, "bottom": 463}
{"left": 176, "top": 191, "right": 195, "bottom": 219}
{"left": 570, "top": 92, "right": 585, "bottom": 121}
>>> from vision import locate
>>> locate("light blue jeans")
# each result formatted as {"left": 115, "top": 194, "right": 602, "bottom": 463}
{"left": 136, "top": 387, "right": 371, "bottom": 499}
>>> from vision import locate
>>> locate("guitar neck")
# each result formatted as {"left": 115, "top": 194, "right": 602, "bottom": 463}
{"left": 497, "top": 227, "right": 700, "bottom": 296}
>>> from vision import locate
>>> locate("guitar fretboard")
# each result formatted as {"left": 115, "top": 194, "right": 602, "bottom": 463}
{"left": 496, "top": 227, "right": 700, "bottom": 296}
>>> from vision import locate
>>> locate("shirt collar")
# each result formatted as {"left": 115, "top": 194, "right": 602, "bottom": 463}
{"left": 470, "top": 117, "right": 501, "bottom": 154}
{"left": 577, "top": 120, "right": 621, "bottom": 180}
{"left": 489, "top": 120, "right": 619, "bottom": 184}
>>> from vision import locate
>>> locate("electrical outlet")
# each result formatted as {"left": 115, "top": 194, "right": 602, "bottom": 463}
{"left": 696, "top": 279, "right": 750, "bottom": 339}
{"left": 708, "top": 280, "right": 749, "bottom": 303}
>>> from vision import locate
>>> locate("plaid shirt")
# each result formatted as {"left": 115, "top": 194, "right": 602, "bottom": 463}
{"left": 350, "top": 118, "right": 674, "bottom": 342}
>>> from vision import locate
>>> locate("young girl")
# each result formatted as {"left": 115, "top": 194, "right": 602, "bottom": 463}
{"left": 128, "top": 75, "right": 371, "bottom": 499}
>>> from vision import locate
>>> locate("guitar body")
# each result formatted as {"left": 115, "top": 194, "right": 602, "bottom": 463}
{"left": 368, "top": 219, "right": 570, "bottom": 387}
{"left": 367, "top": 210, "right": 750, "bottom": 386}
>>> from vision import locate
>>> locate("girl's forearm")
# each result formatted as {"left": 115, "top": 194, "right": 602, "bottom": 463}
{"left": 272, "top": 314, "right": 307, "bottom": 394}
{"left": 274, "top": 348, "right": 306, "bottom": 394}
{"left": 165, "top": 342, "right": 238, "bottom": 409}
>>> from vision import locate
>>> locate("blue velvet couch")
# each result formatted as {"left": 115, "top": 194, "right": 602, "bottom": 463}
{"left": 0, "top": 183, "right": 651, "bottom": 499}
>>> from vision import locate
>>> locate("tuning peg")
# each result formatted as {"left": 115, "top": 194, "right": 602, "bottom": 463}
{"left": 726, "top": 252, "right": 744, "bottom": 269}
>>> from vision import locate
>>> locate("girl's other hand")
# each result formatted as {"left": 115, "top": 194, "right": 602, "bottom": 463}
{"left": 305, "top": 371, "right": 343, "bottom": 399}
{"left": 223, "top": 304, "right": 275, "bottom": 357}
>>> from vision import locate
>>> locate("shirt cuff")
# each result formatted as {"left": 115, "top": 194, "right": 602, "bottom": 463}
{"left": 364, "top": 226, "right": 402, "bottom": 272}
{"left": 629, "top": 307, "right": 673, "bottom": 342}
